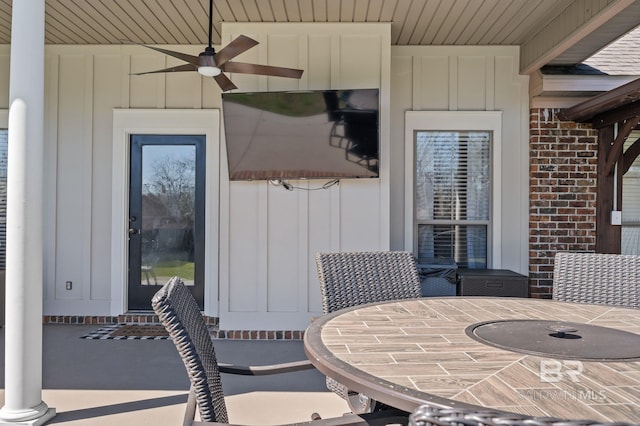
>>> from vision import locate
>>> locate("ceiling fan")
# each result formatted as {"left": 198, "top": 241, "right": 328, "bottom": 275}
{"left": 125, "top": 0, "right": 303, "bottom": 92}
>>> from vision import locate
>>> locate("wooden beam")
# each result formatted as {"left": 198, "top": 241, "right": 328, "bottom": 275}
{"left": 604, "top": 116, "right": 640, "bottom": 176}
{"left": 596, "top": 126, "right": 621, "bottom": 254}
{"left": 623, "top": 137, "right": 640, "bottom": 175}
{"left": 558, "top": 77, "right": 640, "bottom": 122}
{"left": 593, "top": 101, "right": 640, "bottom": 128}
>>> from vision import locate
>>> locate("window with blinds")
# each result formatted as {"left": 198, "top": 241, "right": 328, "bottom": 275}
{"left": 0, "top": 129, "right": 5, "bottom": 271}
{"left": 415, "top": 131, "right": 490, "bottom": 268}
{"left": 622, "top": 130, "right": 640, "bottom": 255}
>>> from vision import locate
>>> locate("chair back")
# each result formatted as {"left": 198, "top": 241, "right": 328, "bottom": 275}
{"left": 553, "top": 252, "right": 640, "bottom": 309}
{"left": 152, "top": 277, "right": 228, "bottom": 423}
{"left": 316, "top": 251, "right": 422, "bottom": 314}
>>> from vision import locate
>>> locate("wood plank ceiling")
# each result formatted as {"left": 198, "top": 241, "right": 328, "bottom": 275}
{"left": 0, "top": 0, "right": 577, "bottom": 46}
{"left": 1, "top": 0, "right": 639, "bottom": 72}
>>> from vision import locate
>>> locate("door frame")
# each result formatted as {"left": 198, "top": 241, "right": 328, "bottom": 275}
{"left": 111, "top": 109, "right": 219, "bottom": 316}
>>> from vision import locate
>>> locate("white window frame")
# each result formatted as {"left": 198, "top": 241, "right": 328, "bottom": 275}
{"left": 111, "top": 109, "right": 219, "bottom": 316}
{"left": 404, "top": 111, "right": 502, "bottom": 268}
{"left": 621, "top": 130, "right": 640, "bottom": 255}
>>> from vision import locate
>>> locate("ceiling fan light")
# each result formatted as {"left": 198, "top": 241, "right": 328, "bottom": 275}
{"left": 198, "top": 66, "right": 221, "bottom": 77}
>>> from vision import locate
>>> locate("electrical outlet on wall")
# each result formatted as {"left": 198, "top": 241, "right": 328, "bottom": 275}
{"left": 611, "top": 210, "right": 622, "bottom": 226}
{"left": 65, "top": 281, "right": 72, "bottom": 290}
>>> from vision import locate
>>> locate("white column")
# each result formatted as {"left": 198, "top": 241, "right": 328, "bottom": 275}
{"left": 0, "top": 0, "right": 56, "bottom": 424}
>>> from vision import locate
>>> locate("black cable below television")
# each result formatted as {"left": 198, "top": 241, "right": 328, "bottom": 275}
{"left": 221, "top": 89, "right": 379, "bottom": 182}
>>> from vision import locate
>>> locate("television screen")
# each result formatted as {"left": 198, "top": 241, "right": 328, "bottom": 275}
{"left": 221, "top": 89, "right": 379, "bottom": 181}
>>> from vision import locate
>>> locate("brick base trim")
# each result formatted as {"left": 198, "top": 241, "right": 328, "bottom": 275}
{"left": 44, "top": 314, "right": 220, "bottom": 326}
{"left": 44, "top": 315, "right": 121, "bottom": 325}
{"left": 211, "top": 330, "right": 305, "bottom": 340}
{"left": 43, "top": 315, "right": 304, "bottom": 340}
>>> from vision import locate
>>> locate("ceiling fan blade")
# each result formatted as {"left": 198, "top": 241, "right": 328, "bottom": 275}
{"left": 221, "top": 62, "right": 304, "bottom": 79}
{"left": 214, "top": 73, "right": 238, "bottom": 92}
{"left": 121, "top": 40, "right": 200, "bottom": 66}
{"left": 130, "top": 63, "right": 198, "bottom": 75}
{"left": 213, "top": 35, "right": 259, "bottom": 67}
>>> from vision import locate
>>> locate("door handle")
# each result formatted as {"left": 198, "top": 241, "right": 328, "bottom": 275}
{"left": 128, "top": 228, "right": 139, "bottom": 235}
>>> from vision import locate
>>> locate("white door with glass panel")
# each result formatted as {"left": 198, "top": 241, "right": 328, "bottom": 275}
{"left": 128, "top": 134, "right": 205, "bottom": 310}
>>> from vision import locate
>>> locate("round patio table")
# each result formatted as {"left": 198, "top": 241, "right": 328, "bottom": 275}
{"left": 303, "top": 297, "right": 640, "bottom": 423}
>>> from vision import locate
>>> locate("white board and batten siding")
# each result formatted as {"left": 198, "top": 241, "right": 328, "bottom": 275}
{"left": 390, "top": 46, "right": 530, "bottom": 276}
{"left": 0, "top": 25, "right": 530, "bottom": 330}
{"left": 218, "top": 23, "right": 391, "bottom": 330}
{"left": 1, "top": 43, "right": 222, "bottom": 317}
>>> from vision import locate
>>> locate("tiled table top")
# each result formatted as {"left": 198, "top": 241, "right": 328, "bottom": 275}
{"left": 303, "top": 297, "right": 640, "bottom": 423}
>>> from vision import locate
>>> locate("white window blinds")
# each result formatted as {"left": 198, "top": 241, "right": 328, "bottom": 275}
{"left": 415, "top": 131, "right": 490, "bottom": 268}
{"left": 622, "top": 130, "right": 640, "bottom": 255}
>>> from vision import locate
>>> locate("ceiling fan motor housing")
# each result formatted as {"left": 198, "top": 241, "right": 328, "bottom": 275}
{"left": 199, "top": 47, "right": 217, "bottom": 67}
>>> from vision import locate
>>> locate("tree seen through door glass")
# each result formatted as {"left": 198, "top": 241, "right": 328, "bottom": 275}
{"left": 141, "top": 145, "right": 196, "bottom": 286}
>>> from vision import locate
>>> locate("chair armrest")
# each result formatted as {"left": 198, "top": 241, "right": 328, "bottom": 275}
{"left": 218, "top": 359, "right": 315, "bottom": 376}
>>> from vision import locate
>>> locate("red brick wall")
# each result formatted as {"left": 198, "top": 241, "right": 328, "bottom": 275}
{"left": 529, "top": 108, "right": 597, "bottom": 298}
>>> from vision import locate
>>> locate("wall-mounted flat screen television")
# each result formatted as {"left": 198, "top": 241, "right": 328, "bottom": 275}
{"left": 221, "top": 89, "right": 379, "bottom": 181}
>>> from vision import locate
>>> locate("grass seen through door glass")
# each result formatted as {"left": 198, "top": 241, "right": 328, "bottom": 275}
{"left": 153, "top": 260, "right": 194, "bottom": 281}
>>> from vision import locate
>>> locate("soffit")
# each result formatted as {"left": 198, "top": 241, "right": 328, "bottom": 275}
{"left": 0, "top": 0, "right": 639, "bottom": 74}
{"left": 549, "top": 0, "right": 640, "bottom": 66}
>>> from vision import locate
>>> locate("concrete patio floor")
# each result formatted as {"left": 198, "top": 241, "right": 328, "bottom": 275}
{"left": 0, "top": 324, "right": 350, "bottom": 425}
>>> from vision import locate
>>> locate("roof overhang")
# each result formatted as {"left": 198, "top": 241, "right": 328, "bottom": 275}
{"left": 558, "top": 76, "right": 640, "bottom": 123}
{"left": 530, "top": 72, "right": 639, "bottom": 108}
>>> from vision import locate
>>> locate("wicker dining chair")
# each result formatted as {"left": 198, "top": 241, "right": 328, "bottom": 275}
{"left": 152, "top": 277, "right": 409, "bottom": 426}
{"left": 316, "top": 251, "right": 422, "bottom": 314}
{"left": 408, "top": 403, "right": 637, "bottom": 426}
{"left": 552, "top": 252, "right": 640, "bottom": 309}
{"left": 315, "top": 251, "right": 422, "bottom": 413}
